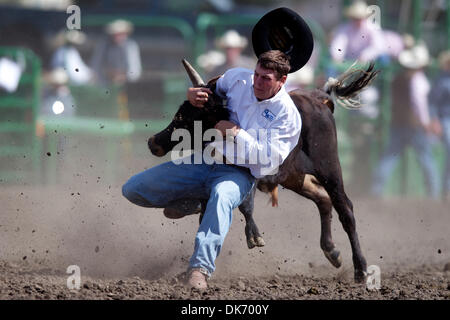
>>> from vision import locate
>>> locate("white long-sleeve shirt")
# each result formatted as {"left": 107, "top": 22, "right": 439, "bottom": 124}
{"left": 51, "top": 46, "right": 92, "bottom": 85}
{"left": 210, "top": 68, "right": 302, "bottom": 178}
{"left": 410, "top": 71, "right": 431, "bottom": 127}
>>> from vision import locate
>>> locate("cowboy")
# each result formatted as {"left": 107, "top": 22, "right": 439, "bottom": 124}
{"left": 90, "top": 19, "right": 142, "bottom": 85}
{"left": 372, "top": 43, "right": 441, "bottom": 198}
{"left": 41, "top": 68, "right": 75, "bottom": 117}
{"left": 198, "top": 30, "right": 256, "bottom": 79}
{"left": 122, "top": 8, "right": 313, "bottom": 290}
{"left": 51, "top": 30, "right": 92, "bottom": 85}
{"left": 330, "top": 1, "right": 386, "bottom": 63}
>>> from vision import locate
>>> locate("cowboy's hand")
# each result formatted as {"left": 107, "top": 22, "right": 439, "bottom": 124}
{"left": 215, "top": 121, "right": 240, "bottom": 137}
{"left": 424, "top": 119, "right": 443, "bottom": 137}
{"left": 430, "top": 119, "right": 443, "bottom": 137}
{"left": 187, "top": 87, "right": 213, "bottom": 108}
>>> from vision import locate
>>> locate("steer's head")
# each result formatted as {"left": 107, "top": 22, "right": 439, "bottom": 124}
{"left": 148, "top": 59, "right": 229, "bottom": 157}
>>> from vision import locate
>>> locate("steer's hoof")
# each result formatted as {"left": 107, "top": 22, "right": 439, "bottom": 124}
{"left": 255, "top": 236, "right": 265, "bottom": 247}
{"left": 324, "top": 249, "right": 342, "bottom": 269}
{"left": 354, "top": 269, "right": 368, "bottom": 283}
{"left": 247, "top": 236, "right": 265, "bottom": 249}
{"left": 247, "top": 238, "right": 256, "bottom": 249}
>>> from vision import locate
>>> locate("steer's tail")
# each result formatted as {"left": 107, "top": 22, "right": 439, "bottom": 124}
{"left": 323, "top": 61, "right": 379, "bottom": 110}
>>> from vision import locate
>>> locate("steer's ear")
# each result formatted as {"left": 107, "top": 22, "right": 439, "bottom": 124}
{"left": 182, "top": 59, "right": 205, "bottom": 87}
{"left": 207, "top": 75, "right": 222, "bottom": 86}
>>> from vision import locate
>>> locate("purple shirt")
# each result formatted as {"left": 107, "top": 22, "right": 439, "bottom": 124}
{"left": 330, "top": 20, "right": 386, "bottom": 62}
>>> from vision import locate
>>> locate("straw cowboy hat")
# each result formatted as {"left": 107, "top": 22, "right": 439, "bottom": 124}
{"left": 64, "top": 30, "right": 86, "bottom": 45}
{"left": 197, "top": 50, "right": 226, "bottom": 71}
{"left": 288, "top": 65, "right": 314, "bottom": 86}
{"left": 438, "top": 50, "right": 450, "bottom": 70}
{"left": 345, "top": 1, "right": 371, "bottom": 20}
{"left": 106, "top": 19, "right": 133, "bottom": 34}
{"left": 45, "top": 68, "right": 69, "bottom": 86}
{"left": 402, "top": 33, "right": 416, "bottom": 50}
{"left": 216, "top": 30, "right": 248, "bottom": 49}
{"left": 398, "top": 43, "right": 430, "bottom": 69}
{"left": 252, "top": 7, "right": 314, "bottom": 73}
{"left": 53, "top": 29, "right": 86, "bottom": 48}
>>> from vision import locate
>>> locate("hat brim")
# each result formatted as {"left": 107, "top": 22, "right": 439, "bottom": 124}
{"left": 398, "top": 55, "right": 429, "bottom": 69}
{"left": 252, "top": 7, "right": 314, "bottom": 73}
{"left": 346, "top": 11, "right": 372, "bottom": 19}
{"left": 398, "top": 46, "right": 430, "bottom": 69}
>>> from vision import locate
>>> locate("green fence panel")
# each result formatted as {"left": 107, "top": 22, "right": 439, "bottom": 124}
{"left": 0, "top": 47, "right": 41, "bottom": 184}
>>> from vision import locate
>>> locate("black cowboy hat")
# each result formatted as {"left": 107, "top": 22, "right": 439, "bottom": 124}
{"left": 252, "top": 7, "right": 314, "bottom": 73}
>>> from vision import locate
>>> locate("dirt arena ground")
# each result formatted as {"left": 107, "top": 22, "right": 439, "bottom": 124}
{"left": 1, "top": 174, "right": 449, "bottom": 300}
{"left": 0, "top": 139, "right": 448, "bottom": 300}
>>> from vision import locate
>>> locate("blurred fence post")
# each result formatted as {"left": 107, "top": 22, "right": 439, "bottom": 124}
{"left": 412, "top": 0, "right": 423, "bottom": 41}
{"left": 447, "top": 0, "right": 450, "bottom": 49}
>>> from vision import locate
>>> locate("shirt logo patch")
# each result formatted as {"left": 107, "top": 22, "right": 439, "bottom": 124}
{"left": 262, "top": 109, "right": 276, "bottom": 122}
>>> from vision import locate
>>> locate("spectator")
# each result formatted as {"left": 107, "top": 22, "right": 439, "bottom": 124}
{"left": 430, "top": 50, "right": 450, "bottom": 200}
{"left": 329, "top": 1, "right": 389, "bottom": 195}
{"left": 41, "top": 68, "right": 75, "bottom": 117}
{"left": 197, "top": 30, "right": 255, "bottom": 79}
{"left": 51, "top": 30, "right": 92, "bottom": 85}
{"left": 371, "top": 43, "right": 441, "bottom": 199}
{"left": 90, "top": 19, "right": 142, "bottom": 86}
{"left": 330, "top": 1, "right": 386, "bottom": 63}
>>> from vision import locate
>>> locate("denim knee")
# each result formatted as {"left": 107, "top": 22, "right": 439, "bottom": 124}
{"left": 211, "top": 181, "right": 245, "bottom": 209}
{"left": 122, "top": 180, "right": 156, "bottom": 208}
{"left": 122, "top": 180, "right": 135, "bottom": 202}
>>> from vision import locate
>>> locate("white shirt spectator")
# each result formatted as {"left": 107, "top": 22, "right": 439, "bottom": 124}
{"left": 51, "top": 45, "right": 92, "bottom": 85}
{"left": 410, "top": 71, "right": 431, "bottom": 127}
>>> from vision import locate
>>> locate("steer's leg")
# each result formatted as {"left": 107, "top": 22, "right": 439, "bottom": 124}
{"left": 303, "top": 111, "right": 367, "bottom": 283}
{"left": 298, "top": 175, "right": 342, "bottom": 268}
{"left": 317, "top": 170, "right": 367, "bottom": 283}
{"left": 238, "top": 184, "right": 265, "bottom": 249}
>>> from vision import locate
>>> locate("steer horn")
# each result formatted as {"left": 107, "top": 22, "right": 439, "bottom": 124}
{"left": 182, "top": 59, "right": 205, "bottom": 87}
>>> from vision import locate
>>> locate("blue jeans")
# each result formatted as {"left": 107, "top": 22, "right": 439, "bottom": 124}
{"left": 372, "top": 127, "right": 440, "bottom": 198}
{"left": 122, "top": 154, "right": 256, "bottom": 276}
{"left": 442, "top": 117, "right": 450, "bottom": 193}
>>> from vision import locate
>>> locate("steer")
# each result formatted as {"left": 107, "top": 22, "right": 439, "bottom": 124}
{"left": 148, "top": 59, "right": 378, "bottom": 282}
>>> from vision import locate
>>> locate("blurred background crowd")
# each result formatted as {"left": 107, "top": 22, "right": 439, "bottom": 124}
{"left": 1, "top": 0, "right": 450, "bottom": 201}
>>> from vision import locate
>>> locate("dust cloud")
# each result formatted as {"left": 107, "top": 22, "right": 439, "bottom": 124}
{"left": 1, "top": 134, "right": 449, "bottom": 282}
